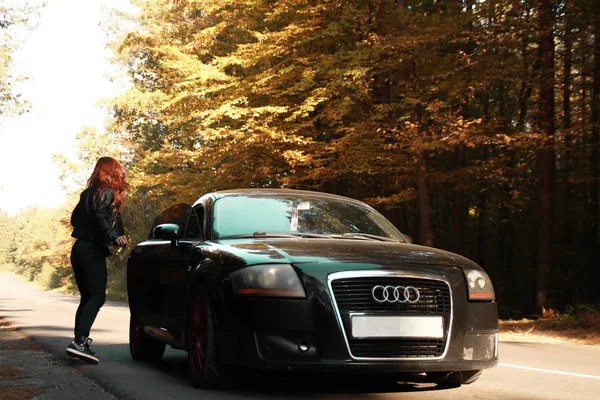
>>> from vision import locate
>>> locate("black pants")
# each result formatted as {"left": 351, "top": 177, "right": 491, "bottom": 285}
{"left": 71, "top": 239, "right": 108, "bottom": 338}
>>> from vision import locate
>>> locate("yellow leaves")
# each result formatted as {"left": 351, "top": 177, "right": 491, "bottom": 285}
{"left": 0, "top": 205, "right": 74, "bottom": 281}
{"left": 107, "top": 0, "right": 545, "bottom": 210}
{"left": 112, "top": 87, "right": 168, "bottom": 111}
{"left": 282, "top": 150, "right": 308, "bottom": 167}
{"left": 344, "top": 67, "right": 369, "bottom": 82}
{"left": 286, "top": 88, "right": 329, "bottom": 121}
{"left": 494, "top": 134, "right": 516, "bottom": 145}
{"left": 365, "top": 189, "right": 419, "bottom": 207}
{"left": 438, "top": 116, "right": 484, "bottom": 147}
{"left": 0, "top": 1, "right": 40, "bottom": 115}
{"left": 161, "top": 45, "right": 228, "bottom": 82}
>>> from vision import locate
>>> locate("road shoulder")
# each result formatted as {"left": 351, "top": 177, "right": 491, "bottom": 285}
{"left": 0, "top": 316, "right": 118, "bottom": 400}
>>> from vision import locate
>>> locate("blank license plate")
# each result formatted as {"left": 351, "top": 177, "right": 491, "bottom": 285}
{"left": 351, "top": 315, "right": 444, "bottom": 339}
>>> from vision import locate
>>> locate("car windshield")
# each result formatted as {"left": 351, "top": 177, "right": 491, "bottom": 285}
{"left": 212, "top": 194, "right": 405, "bottom": 242}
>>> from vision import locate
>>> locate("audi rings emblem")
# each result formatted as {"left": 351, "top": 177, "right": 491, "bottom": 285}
{"left": 371, "top": 285, "right": 420, "bottom": 304}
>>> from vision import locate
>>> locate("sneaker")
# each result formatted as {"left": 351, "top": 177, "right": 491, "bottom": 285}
{"left": 66, "top": 337, "right": 99, "bottom": 364}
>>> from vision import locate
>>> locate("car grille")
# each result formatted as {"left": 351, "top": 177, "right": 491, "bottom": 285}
{"left": 350, "top": 338, "right": 446, "bottom": 358}
{"left": 331, "top": 277, "right": 451, "bottom": 313}
{"left": 330, "top": 275, "right": 451, "bottom": 359}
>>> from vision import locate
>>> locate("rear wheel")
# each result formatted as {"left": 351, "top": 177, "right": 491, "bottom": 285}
{"left": 129, "top": 314, "right": 166, "bottom": 361}
{"left": 427, "top": 370, "right": 482, "bottom": 387}
{"left": 187, "top": 287, "right": 220, "bottom": 389}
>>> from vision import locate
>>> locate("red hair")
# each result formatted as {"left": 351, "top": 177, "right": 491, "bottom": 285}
{"left": 88, "top": 157, "right": 130, "bottom": 210}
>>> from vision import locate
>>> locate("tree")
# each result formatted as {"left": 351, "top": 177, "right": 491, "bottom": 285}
{"left": 98, "top": 0, "right": 599, "bottom": 313}
{"left": 590, "top": 0, "right": 600, "bottom": 293}
{"left": 0, "top": 1, "right": 40, "bottom": 116}
{"left": 536, "top": 0, "right": 556, "bottom": 313}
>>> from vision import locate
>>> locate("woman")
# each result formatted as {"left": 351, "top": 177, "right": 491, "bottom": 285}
{"left": 66, "top": 157, "right": 129, "bottom": 364}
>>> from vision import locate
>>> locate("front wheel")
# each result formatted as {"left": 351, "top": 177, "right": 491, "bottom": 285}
{"left": 187, "top": 287, "right": 220, "bottom": 389}
{"left": 129, "top": 314, "right": 166, "bottom": 361}
{"left": 427, "top": 370, "right": 482, "bottom": 387}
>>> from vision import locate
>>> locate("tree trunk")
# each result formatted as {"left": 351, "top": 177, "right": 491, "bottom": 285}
{"left": 561, "top": 0, "right": 574, "bottom": 300}
{"left": 451, "top": 145, "right": 466, "bottom": 254}
{"left": 563, "top": 10, "right": 572, "bottom": 133}
{"left": 451, "top": 2, "right": 473, "bottom": 255}
{"left": 536, "top": 0, "right": 556, "bottom": 314}
{"left": 410, "top": 72, "right": 435, "bottom": 247}
{"left": 518, "top": 30, "right": 531, "bottom": 131}
{"left": 581, "top": 55, "right": 588, "bottom": 134}
{"left": 417, "top": 147, "right": 435, "bottom": 247}
{"left": 476, "top": 95, "right": 491, "bottom": 267}
{"left": 398, "top": 0, "right": 435, "bottom": 247}
{"left": 590, "top": 3, "right": 600, "bottom": 300}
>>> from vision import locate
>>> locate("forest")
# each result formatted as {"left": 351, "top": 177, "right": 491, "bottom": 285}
{"left": 1, "top": 0, "right": 599, "bottom": 318}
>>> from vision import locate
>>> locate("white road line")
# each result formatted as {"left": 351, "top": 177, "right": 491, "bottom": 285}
{"left": 499, "top": 363, "right": 600, "bottom": 380}
{"left": 0, "top": 274, "right": 130, "bottom": 316}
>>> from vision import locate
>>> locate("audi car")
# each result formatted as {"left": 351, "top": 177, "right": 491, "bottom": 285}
{"left": 127, "top": 189, "right": 498, "bottom": 389}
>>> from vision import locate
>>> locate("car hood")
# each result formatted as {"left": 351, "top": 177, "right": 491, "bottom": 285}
{"left": 205, "top": 238, "right": 481, "bottom": 271}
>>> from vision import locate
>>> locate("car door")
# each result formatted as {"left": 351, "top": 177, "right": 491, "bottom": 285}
{"left": 131, "top": 204, "right": 190, "bottom": 329}
{"left": 162, "top": 206, "right": 204, "bottom": 331}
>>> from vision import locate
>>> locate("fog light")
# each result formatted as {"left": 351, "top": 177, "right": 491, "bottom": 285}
{"left": 463, "top": 333, "right": 497, "bottom": 361}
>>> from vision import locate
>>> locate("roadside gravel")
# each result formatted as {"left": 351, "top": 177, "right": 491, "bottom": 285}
{"left": 0, "top": 316, "right": 118, "bottom": 400}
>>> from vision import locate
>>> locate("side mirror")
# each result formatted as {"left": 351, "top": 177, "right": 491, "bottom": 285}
{"left": 153, "top": 223, "right": 182, "bottom": 247}
{"left": 403, "top": 234, "right": 413, "bottom": 244}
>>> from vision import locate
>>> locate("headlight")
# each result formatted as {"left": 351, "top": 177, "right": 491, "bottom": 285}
{"left": 463, "top": 269, "right": 495, "bottom": 301}
{"left": 230, "top": 264, "right": 306, "bottom": 298}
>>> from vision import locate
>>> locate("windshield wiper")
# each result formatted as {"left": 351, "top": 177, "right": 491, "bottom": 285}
{"left": 333, "top": 233, "right": 400, "bottom": 242}
{"left": 221, "top": 232, "right": 293, "bottom": 239}
{"left": 222, "top": 232, "right": 318, "bottom": 239}
{"left": 288, "top": 232, "right": 333, "bottom": 239}
{"left": 221, "top": 232, "right": 334, "bottom": 239}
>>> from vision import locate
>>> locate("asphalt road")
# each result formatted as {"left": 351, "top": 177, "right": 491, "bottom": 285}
{"left": 1, "top": 271, "right": 599, "bottom": 400}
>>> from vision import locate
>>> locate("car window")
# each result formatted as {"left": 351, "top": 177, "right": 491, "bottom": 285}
{"left": 184, "top": 208, "right": 203, "bottom": 239}
{"left": 149, "top": 203, "right": 191, "bottom": 239}
{"left": 212, "top": 195, "right": 404, "bottom": 241}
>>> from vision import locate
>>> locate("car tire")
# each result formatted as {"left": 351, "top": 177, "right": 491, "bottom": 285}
{"left": 187, "top": 287, "right": 220, "bottom": 389}
{"left": 427, "top": 370, "right": 482, "bottom": 386}
{"left": 129, "top": 314, "right": 166, "bottom": 362}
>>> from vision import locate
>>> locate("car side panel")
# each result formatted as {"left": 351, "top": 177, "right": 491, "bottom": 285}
{"left": 128, "top": 241, "right": 171, "bottom": 328}
{"left": 128, "top": 240, "right": 195, "bottom": 330}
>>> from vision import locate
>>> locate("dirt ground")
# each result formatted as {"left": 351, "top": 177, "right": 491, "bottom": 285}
{"left": 0, "top": 316, "right": 118, "bottom": 400}
{"left": 499, "top": 319, "right": 600, "bottom": 346}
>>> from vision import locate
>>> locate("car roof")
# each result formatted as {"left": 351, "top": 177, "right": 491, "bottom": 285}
{"left": 192, "top": 188, "right": 367, "bottom": 207}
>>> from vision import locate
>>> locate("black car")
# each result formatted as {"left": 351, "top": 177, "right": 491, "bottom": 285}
{"left": 127, "top": 189, "right": 498, "bottom": 389}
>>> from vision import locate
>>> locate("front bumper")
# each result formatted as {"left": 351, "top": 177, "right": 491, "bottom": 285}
{"left": 216, "top": 265, "right": 498, "bottom": 372}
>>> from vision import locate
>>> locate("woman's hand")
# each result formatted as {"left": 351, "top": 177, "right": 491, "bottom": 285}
{"left": 115, "top": 235, "right": 128, "bottom": 247}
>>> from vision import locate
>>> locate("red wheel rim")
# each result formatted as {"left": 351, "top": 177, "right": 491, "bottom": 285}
{"left": 189, "top": 296, "right": 207, "bottom": 376}
{"left": 131, "top": 323, "right": 143, "bottom": 353}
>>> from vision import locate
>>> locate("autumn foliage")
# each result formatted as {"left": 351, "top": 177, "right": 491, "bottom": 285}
{"left": 1, "top": 0, "right": 600, "bottom": 316}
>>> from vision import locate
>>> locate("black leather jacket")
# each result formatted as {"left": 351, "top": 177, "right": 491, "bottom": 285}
{"left": 71, "top": 187, "right": 124, "bottom": 247}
